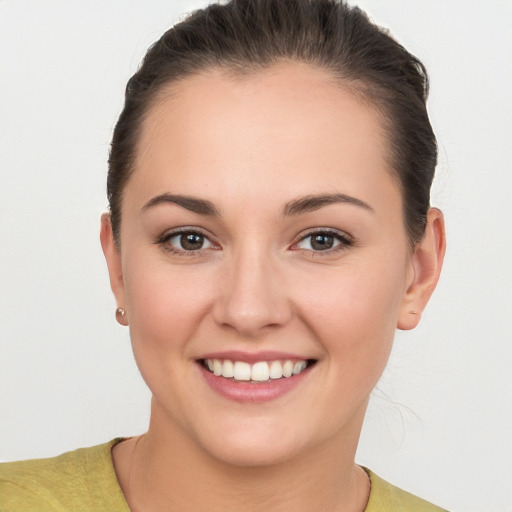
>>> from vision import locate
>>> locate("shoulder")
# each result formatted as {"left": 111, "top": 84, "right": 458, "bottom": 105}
{"left": 364, "top": 468, "right": 449, "bottom": 512}
{"left": 0, "top": 439, "right": 129, "bottom": 512}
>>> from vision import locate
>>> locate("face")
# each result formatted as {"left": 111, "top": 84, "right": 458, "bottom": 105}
{"left": 105, "top": 62, "right": 422, "bottom": 466}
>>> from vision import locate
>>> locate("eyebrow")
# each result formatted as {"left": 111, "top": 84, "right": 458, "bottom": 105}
{"left": 141, "top": 193, "right": 220, "bottom": 216}
{"left": 283, "top": 193, "right": 374, "bottom": 216}
{"left": 141, "top": 192, "right": 373, "bottom": 217}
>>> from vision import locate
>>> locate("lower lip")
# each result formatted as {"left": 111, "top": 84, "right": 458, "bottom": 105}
{"left": 198, "top": 363, "right": 313, "bottom": 403}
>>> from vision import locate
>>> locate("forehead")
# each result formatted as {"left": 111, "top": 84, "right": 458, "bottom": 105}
{"left": 129, "top": 62, "right": 398, "bottom": 213}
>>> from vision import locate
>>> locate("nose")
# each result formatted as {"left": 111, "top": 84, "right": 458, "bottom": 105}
{"left": 212, "top": 246, "right": 292, "bottom": 338}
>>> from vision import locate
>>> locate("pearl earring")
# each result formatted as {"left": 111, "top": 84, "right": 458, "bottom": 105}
{"left": 116, "top": 307, "right": 128, "bottom": 325}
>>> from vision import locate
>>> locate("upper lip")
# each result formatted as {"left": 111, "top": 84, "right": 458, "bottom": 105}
{"left": 198, "top": 350, "right": 316, "bottom": 364}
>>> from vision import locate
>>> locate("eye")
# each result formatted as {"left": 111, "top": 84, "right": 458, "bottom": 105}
{"left": 294, "top": 230, "right": 352, "bottom": 253}
{"left": 156, "top": 229, "right": 217, "bottom": 255}
{"left": 169, "top": 232, "right": 212, "bottom": 251}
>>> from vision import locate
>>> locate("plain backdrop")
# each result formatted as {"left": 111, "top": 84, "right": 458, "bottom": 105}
{"left": 1, "top": 1, "right": 511, "bottom": 511}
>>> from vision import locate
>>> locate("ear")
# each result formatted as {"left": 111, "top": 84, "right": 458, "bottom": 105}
{"left": 398, "top": 208, "right": 446, "bottom": 330}
{"left": 100, "top": 213, "right": 127, "bottom": 324}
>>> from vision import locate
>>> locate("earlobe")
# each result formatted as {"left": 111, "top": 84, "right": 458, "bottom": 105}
{"left": 100, "top": 213, "right": 126, "bottom": 315}
{"left": 398, "top": 208, "right": 446, "bottom": 330}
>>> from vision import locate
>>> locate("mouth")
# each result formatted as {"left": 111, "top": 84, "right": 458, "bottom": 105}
{"left": 200, "top": 358, "right": 317, "bottom": 383}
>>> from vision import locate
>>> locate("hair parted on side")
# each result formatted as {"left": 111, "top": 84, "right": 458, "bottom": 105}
{"left": 108, "top": 0, "right": 437, "bottom": 247}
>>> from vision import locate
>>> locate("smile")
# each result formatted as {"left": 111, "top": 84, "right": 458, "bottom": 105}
{"left": 202, "top": 358, "right": 313, "bottom": 383}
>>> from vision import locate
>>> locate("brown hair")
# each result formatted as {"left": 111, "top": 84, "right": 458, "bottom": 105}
{"left": 108, "top": 0, "right": 437, "bottom": 246}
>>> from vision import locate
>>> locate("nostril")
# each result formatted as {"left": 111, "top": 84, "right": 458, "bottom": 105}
{"left": 212, "top": 298, "right": 293, "bottom": 337}
{"left": 211, "top": 262, "right": 292, "bottom": 336}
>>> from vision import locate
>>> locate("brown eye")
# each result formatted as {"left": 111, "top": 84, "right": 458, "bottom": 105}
{"left": 181, "top": 233, "right": 205, "bottom": 250}
{"left": 295, "top": 230, "right": 352, "bottom": 253}
{"left": 166, "top": 231, "right": 213, "bottom": 252}
{"left": 310, "top": 234, "right": 335, "bottom": 250}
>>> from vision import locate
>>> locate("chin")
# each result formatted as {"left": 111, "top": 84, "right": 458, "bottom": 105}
{"left": 207, "top": 437, "right": 303, "bottom": 468}
{"left": 192, "top": 417, "right": 313, "bottom": 468}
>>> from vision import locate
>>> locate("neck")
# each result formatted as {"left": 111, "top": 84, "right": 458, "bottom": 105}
{"left": 114, "top": 402, "right": 370, "bottom": 512}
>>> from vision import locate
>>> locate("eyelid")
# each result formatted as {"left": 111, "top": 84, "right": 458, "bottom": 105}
{"left": 291, "top": 228, "right": 354, "bottom": 252}
{"left": 154, "top": 226, "right": 353, "bottom": 256}
{"left": 155, "top": 226, "right": 220, "bottom": 255}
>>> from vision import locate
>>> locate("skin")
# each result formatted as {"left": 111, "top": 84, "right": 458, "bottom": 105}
{"left": 101, "top": 62, "right": 445, "bottom": 512}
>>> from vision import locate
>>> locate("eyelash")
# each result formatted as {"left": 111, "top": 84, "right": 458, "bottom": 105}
{"left": 155, "top": 228, "right": 353, "bottom": 256}
{"left": 291, "top": 229, "right": 354, "bottom": 255}
{"left": 155, "top": 228, "right": 218, "bottom": 257}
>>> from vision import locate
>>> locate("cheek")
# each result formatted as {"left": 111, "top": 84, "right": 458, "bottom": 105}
{"left": 122, "top": 252, "right": 217, "bottom": 357}
{"left": 295, "top": 255, "right": 407, "bottom": 377}
{"left": 121, "top": 256, "right": 221, "bottom": 414}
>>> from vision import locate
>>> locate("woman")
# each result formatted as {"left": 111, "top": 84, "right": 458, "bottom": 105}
{"left": 1, "top": 0, "right": 447, "bottom": 510}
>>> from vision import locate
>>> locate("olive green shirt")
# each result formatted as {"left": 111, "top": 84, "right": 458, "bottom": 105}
{"left": 0, "top": 439, "right": 448, "bottom": 511}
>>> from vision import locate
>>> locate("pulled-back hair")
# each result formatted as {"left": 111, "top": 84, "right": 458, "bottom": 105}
{"left": 108, "top": 0, "right": 437, "bottom": 246}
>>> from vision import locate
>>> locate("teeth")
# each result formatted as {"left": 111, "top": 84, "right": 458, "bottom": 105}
{"left": 251, "top": 362, "right": 269, "bottom": 381}
{"left": 233, "top": 361, "right": 251, "bottom": 381}
{"left": 204, "top": 358, "right": 310, "bottom": 382}
{"left": 293, "top": 361, "right": 307, "bottom": 375}
{"left": 213, "top": 359, "right": 222, "bottom": 376}
{"left": 269, "top": 360, "right": 283, "bottom": 379}
{"left": 221, "top": 360, "right": 234, "bottom": 378}
{"left": 282, "top": 360, "right": 294, "bottom": 378}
